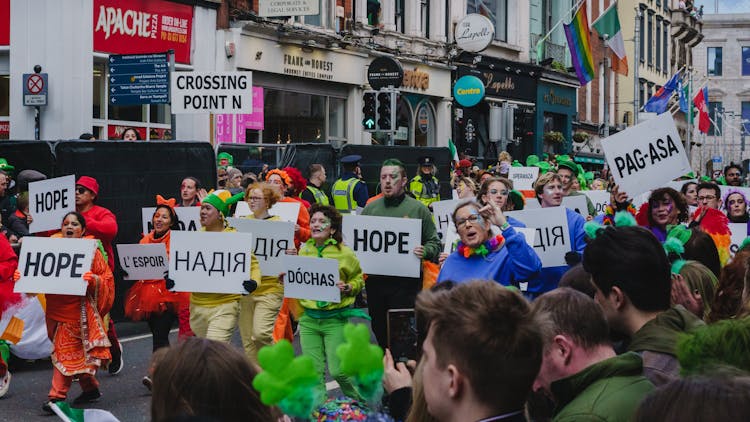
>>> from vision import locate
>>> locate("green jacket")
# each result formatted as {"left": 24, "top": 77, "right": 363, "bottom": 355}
{"left": 297, "top": 239, "right": 364, "bottom": 311}
{"left": 551, "top": 352, "right": 654, "bottom": 422}
{"left": 627, "top": 305, "right": 705, "bottom": 385}
{"left": 361, "top": 194, "right": 441, "bottom": 263}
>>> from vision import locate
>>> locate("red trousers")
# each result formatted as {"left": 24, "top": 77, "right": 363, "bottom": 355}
{"left": 49, "top": 366, "right": 99, "bottom": 400}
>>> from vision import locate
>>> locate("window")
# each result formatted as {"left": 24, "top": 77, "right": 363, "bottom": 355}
{"left": 420, "top": 0, "right": 430, "bottom": 38}
{"left": 639, "top": 82, "right": 645, "bottom": 108}
{"left": 663, "top": 23, "right": 668, "bottom": 72}
{"left": 655, "top": 18, "right": 661, "bottom": 71}
{"left": 639, "top": 9, "right": 645, "bottom": 63}
{"left": 395, "top": 0, "right": 405, "bottom": 33}
{"left": 367, "top": 0, "right": 380, "bottom": 26}
{"left": 743, "top": 47, "right": 750, "bottom": 76}
{"left": 467, "top": 0, "right": 507, "bottom": 42}
{"left": 647, "top": 12, "right": 653, "bottom": 66}
{"left": 708, "top": 101, "right": 722, "bottom": 136}
{"left": 708, "top": 47, "right": 722, "bottom": 76}
{"left": 742, "top": 101, "right": 750, "bottom": 134}
{"left": 93, "top": 59, "right": 171, "bottom": 140}
{"left": 293, "top": 1, "right": 339, "bottom": 29}
{"left": 262, "top": 89, "right": 346, "bottom": 143}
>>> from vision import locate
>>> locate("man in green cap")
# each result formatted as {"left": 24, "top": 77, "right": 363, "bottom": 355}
{"left": 0, "top": 159, "right": 15, "bottom": 224}
{"left": 557, "top": 159, "right": 596, "bottom": 217}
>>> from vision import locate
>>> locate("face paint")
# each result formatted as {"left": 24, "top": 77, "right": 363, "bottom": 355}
{"left": 544, "top": 186, "right": 558, "bottom": 195}
{"left": 469, "top": 208, "right": 486, "bottom": 229}
{"left": 391, "top": 171, "right": 401, "bottom": 181}
{"left": 319, "top": 218, "right": 331, "bottom": 230}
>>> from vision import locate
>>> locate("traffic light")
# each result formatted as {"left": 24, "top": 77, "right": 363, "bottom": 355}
{"left": 377, "top": 91, "right": 396, "bottom": 131}
{"left": 362, "top": 91, "right": 377, "bottom": 132}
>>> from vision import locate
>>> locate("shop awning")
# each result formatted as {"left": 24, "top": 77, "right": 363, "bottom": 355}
{"left": 574, "top": 155, "right": 605, "bottom": 165}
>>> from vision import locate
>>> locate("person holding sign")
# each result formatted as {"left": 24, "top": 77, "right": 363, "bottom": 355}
{"left": 361, "top": 159, "right": 441, "bottom": 348}
{"left": 238, "top": 182, "right": 285, "bottom": 362}
{"left": 292, "top": 204, "right": 366, "bottom": 400}
{"left": 189, "top": 190, "right": 261, "bottom": 344}
{"left": 266, "top": 169, "right": 311, "bottom": 247}
{"left": 123, "top": 197, "right": 187, "bottom": 357}
{"left": 437, "top": 201, "right": 541, "bottom": 287}
{"left": 723, "top": 190, "right": 749, "bottom": 224}
{"left": 557, "top": 160, "right": 596, "bottom": 218}
{"left": 14, "top": 212, "right": 114, "bottom": 413}
{"left": 528, "top": 173, "right": 587, "bottom": 296}
{"left": 478, "top": 177, "right": 525, "bottom": 227}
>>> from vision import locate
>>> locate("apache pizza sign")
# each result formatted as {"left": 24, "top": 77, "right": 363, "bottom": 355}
{"left": 94, "top": 0, "right": 193, "bottom": 64}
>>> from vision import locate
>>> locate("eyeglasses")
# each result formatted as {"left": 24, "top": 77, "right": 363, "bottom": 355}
{"left": 489, "top": 189, "right": 509, "bottom": 196}
{"left": 455, "top": 215, "right": 481, "bottom": 227}
{"left": 698, "top": 195, "right": 717, "bottom": 201}
{"left": 75, "top": 187, "right": 88, "bottom": 194}
{"left": 248, "top": 196, "right": 265, "bottom": 202}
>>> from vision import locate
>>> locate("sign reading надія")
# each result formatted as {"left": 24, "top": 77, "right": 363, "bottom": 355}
{"left": 170, "top": 72, "right": 253, "bottom": 114}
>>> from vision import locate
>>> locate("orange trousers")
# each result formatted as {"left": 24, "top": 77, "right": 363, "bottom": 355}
{"left": 49, "top": 367, "right": 99, "bottom": 400}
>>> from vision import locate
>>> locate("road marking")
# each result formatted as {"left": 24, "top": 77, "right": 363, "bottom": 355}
{"left": 120, "top": 328, "right": 179, "bottom": 343}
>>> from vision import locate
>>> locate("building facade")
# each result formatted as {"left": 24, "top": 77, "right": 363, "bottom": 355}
{"left": 692, "top": 13, "right": 750, "bottom": 175}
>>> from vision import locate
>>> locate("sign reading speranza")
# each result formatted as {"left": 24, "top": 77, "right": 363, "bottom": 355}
{"left": 281, "top": 255, "right": 340, "bottom": 303}
{"left": 117, "top": 243, "right": 168, "bottom": 280}
{"left": 142, "top": 206, "right": 200, "bottom": 235}
{"left": 28, "top": 175, "right": 75, "bottom": 233}
{"left": 601, "top": 113, "right": 691, "bottom": 196}
{"left": 14, "top": 237, "right": 97, "bottom": 296}
{"left": 227, "top": 218, "right": 295, "bottom": 276}
{"left": 170, "top": 72, "right": 252, "bottom": 114}
{"left": 507, "top": 167, "right": 540, "bottom": 191}
{"left": 505, "top": 207, "right": 571, "bottom": 267}
{"left": 168, "top": 231, "right": 253, "bottom": 294}
{"left": 342, "top": 215, "right": 421, "bottom": 278}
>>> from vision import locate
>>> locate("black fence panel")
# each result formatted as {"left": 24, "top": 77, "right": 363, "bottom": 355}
{"left": 0, "top": 141, "right": 56, "bottom": 180}
{"left": 279, "top": 143, "right": 338, "bottom": 194}
{"left": 216, "top": 144, "right": 287, "bottom": 175}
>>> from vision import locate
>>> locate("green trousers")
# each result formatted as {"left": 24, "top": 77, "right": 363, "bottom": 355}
{"left": 299, "top": 314, "right": 362, "bottom": 401}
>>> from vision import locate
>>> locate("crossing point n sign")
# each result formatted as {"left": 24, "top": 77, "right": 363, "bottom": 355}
{"left": 170, "top": 71, "right": 253, "bottom": 114}
{"left": 23, "top": 73, "right": 48, "bottom": 106}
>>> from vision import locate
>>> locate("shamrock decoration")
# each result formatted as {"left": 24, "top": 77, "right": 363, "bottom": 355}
{"left": 336, "top": 323, "right": 385, "bottom": 401}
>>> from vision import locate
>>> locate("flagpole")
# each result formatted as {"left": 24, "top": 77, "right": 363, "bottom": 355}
{"left": 634, "top": 7, "right": 641, "bottom": 125}
{"left": 687, "top": 66, "right": 693, "bottom": 160}
{"left": 603, "top": 34, "right": 610, "bottom": 138}
{"left": 534, "top": 0, "right": 586, "bottom": 64}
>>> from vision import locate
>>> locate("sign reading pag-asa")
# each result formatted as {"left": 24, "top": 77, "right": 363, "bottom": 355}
{"left": 601, "top": 112, "right": 691, "bottom": 196}
{"left": 342, "top": 215, "right": 421, "bottom": 278}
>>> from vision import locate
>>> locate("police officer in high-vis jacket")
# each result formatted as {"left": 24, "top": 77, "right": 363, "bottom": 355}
{"left": 408, "top": 156, "right": 441, "bottom": 208}
{"left": 332, "top": 155, "right": 368, "bottom": 213}
{"left": 300, "top": 163, "right": 330, "bottom": 206}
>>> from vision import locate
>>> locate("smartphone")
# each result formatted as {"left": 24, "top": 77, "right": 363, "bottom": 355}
{"left": 387, "top": 308, "right": 418, "bottom": 363}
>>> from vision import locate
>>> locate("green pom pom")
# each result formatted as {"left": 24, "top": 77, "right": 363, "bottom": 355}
{"left": 584, "top": 221, "right": 603, "bottom": 239}
{"left": 336, "top": 323, "right": 384, "bottom": 402}
{"left": 671, "top": 259, "right": 687, "bottom": 275}
{"left": 614, "top": 211, "right": 637, "bottom": 227}
{"left": 664, "top": 237, "right": 685, "bottom": 255}
{"left": 740, "top": 237, "right": 750, "bottom": 252}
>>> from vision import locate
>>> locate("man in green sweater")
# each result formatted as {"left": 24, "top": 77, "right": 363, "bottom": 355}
{"left": 530, "top": 288, "right": 653, "bottom": 422}
{"left": 361, "top": 158, "right": 441, "bottom": 347}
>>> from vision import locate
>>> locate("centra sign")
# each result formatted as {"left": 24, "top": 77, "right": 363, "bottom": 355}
{"left": 453, "top": 75, "right": 485, "bottom": 107}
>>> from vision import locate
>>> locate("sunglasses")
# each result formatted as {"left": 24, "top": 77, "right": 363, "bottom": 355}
{"left": 75, "top": 187, "right": 89, "bottom": 194}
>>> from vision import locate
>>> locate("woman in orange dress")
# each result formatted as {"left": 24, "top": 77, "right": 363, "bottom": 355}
{"left": 15, "top": 211, "right": 114, "bottom": 413}
{"left": 124, "top": 196, "right": 188, "bottom": 388}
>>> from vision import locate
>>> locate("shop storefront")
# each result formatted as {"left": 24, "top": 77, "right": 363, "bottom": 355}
{"left": 7, "top": 0, "right": 218, "bottom": 141}
{"left": 453, "top": 58, "right": 540, "bottom": 166}
{"left": 535, "top": 78, "right": 578, "bottom": 156}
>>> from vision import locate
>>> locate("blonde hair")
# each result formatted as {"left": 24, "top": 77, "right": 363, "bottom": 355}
{"left": 245, "top": 182, "right": 282, "bottom": 208}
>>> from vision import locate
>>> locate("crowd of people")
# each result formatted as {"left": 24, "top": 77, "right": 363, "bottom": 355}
{"left": 1, "top": 148, "right": 750, "bottom": 421}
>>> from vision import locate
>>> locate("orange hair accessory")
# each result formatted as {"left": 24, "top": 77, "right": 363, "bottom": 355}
{"left": 156, "top": 194, "right": 177, "bottom": 209}
{"left": 266, "top": 169, "right": 292, "bottom": 187}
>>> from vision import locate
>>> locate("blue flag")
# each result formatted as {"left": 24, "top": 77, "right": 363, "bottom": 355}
{"left": 678, "top": 80, "right": 689, "bottom": 113}
{"left": 644, "top": 71, "right": 682, "bottom": 114}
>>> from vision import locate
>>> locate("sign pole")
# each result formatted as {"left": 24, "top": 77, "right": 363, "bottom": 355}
{"left": 169, "top": 49, "right": 176, "bottom": 140}
{"left": 34, "top": 106, "right": 40, "bottom": 140}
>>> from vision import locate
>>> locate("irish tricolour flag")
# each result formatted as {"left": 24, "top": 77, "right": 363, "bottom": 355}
{"left": 592, "top": 2, "right": 628, "bottom": 76}
{"left": 51, "top": 402, "right": 120, "bottom": 422}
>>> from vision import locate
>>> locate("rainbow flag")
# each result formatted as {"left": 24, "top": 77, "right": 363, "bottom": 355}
{"left": 563, "top": 2, "right": 595, "bottom": 86}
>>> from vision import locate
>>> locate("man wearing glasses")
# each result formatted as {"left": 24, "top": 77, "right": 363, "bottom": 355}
{"left": 724, "top": 163, "right": 745, "bottom": 187}
{"left": 696, "top": 182, "right": 721, "bottom": 209}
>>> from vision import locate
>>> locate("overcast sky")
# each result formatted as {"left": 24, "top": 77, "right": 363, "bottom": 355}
{"left": 702, "top": 0, "right": 750, "bottom": 13}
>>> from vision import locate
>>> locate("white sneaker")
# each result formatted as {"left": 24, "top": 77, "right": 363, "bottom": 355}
{"left": 0, "top": 371, "right": 10, "bottom": 398}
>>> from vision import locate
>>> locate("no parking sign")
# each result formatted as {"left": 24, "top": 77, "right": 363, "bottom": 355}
{"left": 23, "top": 73, "right": 48, "bottom": 106}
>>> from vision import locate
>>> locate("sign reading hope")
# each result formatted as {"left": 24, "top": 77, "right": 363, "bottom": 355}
{"left": 601, "top": 113, "right": 691, "bottom": 196}
{"left": 281, "top": 255, "right": 340, "bottom": 303}
{"left": 142, "top": 207, "right": 200, "bottom": 235}
{"left": 342, "top": 215, "right": 421, "bottom": 278}
{"left": 117, "top": 244, "right": 169, "bottom": 280}
{"left": 14, "top": 237, "right": 97, "bottom": 296}
{"left": 505, "top": 208, "right": 571, "bottom": 267}
{"left": 28, "top": 175, "right": 75, "bottom": 233}
{"left": 227, "top": 218, "right": 295, "bottom": 276}
{"left": 507, "top": 167, "right": 540, "bottom": 191}
{"left": 169, "top": 231, "right": 253, "bottom": 294}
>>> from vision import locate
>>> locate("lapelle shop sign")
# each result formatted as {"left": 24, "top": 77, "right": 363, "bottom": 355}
{"left": 94, "top": 0, "right": 193, "bottom": 64}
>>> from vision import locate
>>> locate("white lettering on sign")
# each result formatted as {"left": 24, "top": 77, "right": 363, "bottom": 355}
{"left": 601, "top": 113, "right": 691, "bottom": 196}
{"left": 342, "top": 215, "right": 421, "bottom": 278}
{"left": 14, "top": 237, "right": 97, "bottom": 296}
{"left": 29, "top": 175, "right": 76, "bottom": 234}
{"left": 170, "top": 72, "right": 253, "bottom": 114}
{"left": 282, "top": 255, "right": 341, "bottom": 303}
{"left": 508, "top": 167, "right": 540, "bottom": 191}
{"left": 95, "top": 6, "right": 156, "bottom": 40}
{"left": 117, "top": 244, "right": 169, "bottom": 280}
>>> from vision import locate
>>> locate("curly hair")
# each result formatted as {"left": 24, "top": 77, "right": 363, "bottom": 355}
{"left": 265, "top": 169, "right": 292, "bottom": 187}
{"left": 282, "top": 166, "right": 307, "bottom": 195}
{"left": 245, "top": 182, "right": 282, "bottom": 209}
{"left": 647, "top": 187, "right": 689, "bottom": 227}
{"left": 309, "top": 204, "right": 343, "bottom": 245}
{"left": 707, "top": 249, "right": 750, "bottom": 323}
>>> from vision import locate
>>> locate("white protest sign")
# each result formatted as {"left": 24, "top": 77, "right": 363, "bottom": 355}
{"left": 506, "top": 207, "right": 571, "bottom": 267}
{"left": 583, "top": 190, "right": 611, "bottom": 216}
{"left": 729, "top": 223, "right": 748, "bottom": 257}
{"left": 562, "top": 195, "right": 590, "bottom": 218}
{"left": 142, "top": 207, "right": 200, "bottom": 235}
{"left": 431, "top": 199, "right": 463, "bottom": 240}
{"left": 234, "top": 201, "right": 251, "bottom": 217}
{"left": 14, "top": 237, "right": 96, "bottom": 295}
{"left": 270, "top": 201, "right": 301, "bottom": 223}
{"left": 342, "top": 215, "right": 421, "bottom": 278}
{"left": 281, "top": 255, "right": 340, "bottom": 303}
{"left": 28, "top": 175, "right": 75, "bottom": 233}
{"left": 169, "top": 231, "right": 253, "bottom": 294}
{"left": 116, "top": 244, "right": 168, "bottom": 280}
{"left": 508, "top": 167, "right": 540, "bottom": 191}
{"left": 667, "top": 179, "right": 697, "bottom": 193}
{"left": 443, "top": 226, "right": 459, "bottom": 254}
{"left": 515, "top": 227, "right": 537, "bottom": 249}
{"left": 227, "top": 218, "right": 295, "bottom": 276}
{"left": 602, "top": 112, "right": 691, "bottom": 196}
{"left": 170, "top": 71, "right": 252, "bottom": 114}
